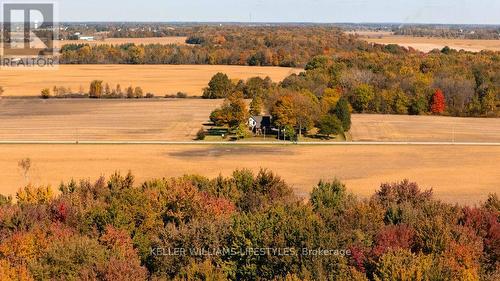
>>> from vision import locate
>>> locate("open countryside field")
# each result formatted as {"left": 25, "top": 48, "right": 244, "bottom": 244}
{"left": 1, "top": 100, "right": 498, "bottom": 205}
{"left": 0, "top": 99, "right": 223, "bottom": 141}
{"left": 1, "top": 99, "right": 500, "bottom": 142}
{"left": 351, "top": 114, "right": 500, "bottom": 143}
{"left": 351, "top": 31, "right": 500, "bottom": 52}
{"left": 0, "top": 144, "right": 498, "bottom": 205}
{"left": 0, "top": 65, "right": 301, "bottom": 97}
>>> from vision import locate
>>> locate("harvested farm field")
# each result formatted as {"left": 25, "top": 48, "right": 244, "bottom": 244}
{"left": 1, "top": 100, "right": 499, "bottom": 142}
{"left": 0, "top": 99, "right": 222, "bottom": 141}
{"left": 351, "top": 31, "right": 500, "bottom": 52}
{"left": 0, "top": 65, "right": 301, "bottom": 97}
{"left": 350, "top": 114, "right": 500, "bottom": 143}
{"left": 0, "top": 144, "right": 498, "bottom": 205}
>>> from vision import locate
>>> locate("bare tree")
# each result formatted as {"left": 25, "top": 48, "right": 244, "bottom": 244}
{"left": 18, "top": 158, "right": 32, "bottom": 182}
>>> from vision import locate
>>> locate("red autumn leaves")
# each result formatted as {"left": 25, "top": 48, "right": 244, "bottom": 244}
{"left": 431, "top": 89, "right": 446, "bottom": 114}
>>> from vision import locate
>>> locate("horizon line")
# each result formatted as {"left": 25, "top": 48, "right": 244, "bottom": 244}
{"left": 56, "top": 21, "right": 500, "bottom": 26}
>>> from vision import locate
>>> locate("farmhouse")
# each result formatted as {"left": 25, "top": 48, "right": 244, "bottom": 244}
{"left": 248, "top": 115, "right": 272, "bottom": 134}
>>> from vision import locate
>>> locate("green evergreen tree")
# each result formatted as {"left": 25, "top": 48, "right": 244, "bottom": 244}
{"left": 333, "top": 97, "right": 351, "bottom": 132}
{"left": 317, "top": 114, "right": 343, "bottom": 137}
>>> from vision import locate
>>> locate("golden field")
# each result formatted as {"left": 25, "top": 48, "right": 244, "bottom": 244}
{"left": 1, "top": 100, "right": 499, "bottom": 142}
{"left": 0, "top": 65, "right": 301, "bottom": 97}
{"left": 1, "top": 99, "right": 498, "bottom": 204}
{"left": 0, "top": 99, "right": 223, "bottom": 141}
{"left": 0, "top": 144, "right": 498, "bottom": 205}
{"left": 351, "top": 114, "right": 500, "bottom": 143}
{"left": 352, "top": 31, "right": 500, "bottom": 52}
{"left": 15, "top": 35, "right": 188, "bottom": 49}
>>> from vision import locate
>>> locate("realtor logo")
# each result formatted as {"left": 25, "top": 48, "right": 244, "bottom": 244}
{"left": 1, "top": 2, "right": 58, "bottom": 68}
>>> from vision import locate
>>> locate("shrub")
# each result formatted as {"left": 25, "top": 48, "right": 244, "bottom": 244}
{"left": 16, "top": 184, "right": 54, "bottom": 204}
{"left": 176, "top": 92, "right": 188, "bottom": 98}
{"left": 40, "top": 88, "right": 51, "bottom": 99}
{"left": 317, "top": 114, "right": 343, "bottom": 137}
{"left": 0, "top": 194, "right": 12, "bottom": 206}
{"left": 235, "top": 123, "right": 250, "bottom": 139}
{"left": 483, "top": 193, "right": 500, "bottom": 212}
{"left": 134, "top": 87, "right": 144, "bottom": 98}
{"left": 196, "top": 128, "right": 206, "bottom": 140}
{"left": 126, "top": 86, "right": 134, "bottom": 98}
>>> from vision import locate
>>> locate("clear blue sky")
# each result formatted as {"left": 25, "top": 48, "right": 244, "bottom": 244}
{"left": 58, "top": 0, "right": 500, "bottom": 24}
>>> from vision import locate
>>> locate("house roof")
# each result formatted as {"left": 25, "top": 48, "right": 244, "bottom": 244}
{"left": 251, "top": 116, "right": 264, "bottom": 124}
{"left": 250, "top": 116, "right": 272, "bottom": 129}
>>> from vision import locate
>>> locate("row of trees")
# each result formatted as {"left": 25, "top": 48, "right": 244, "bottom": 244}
{"left": 203, "top": 73, "right": 274, "bottom": 99}
{"left": 0, "top": 171, "right": 498, "bottom": 280}
{"left": 40, "top": 81, "right": 154, "bottom": 99}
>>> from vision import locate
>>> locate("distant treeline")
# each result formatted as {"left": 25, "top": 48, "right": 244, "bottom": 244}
{"left": 0, "top": 170, "right": 498, "bottom": 280}
{"left": 59, "top": 26, "right": 500, "bottom": 68}
{"left": 393, "top": 26, "right": 500, "bottom": 40}
{"left": 59, "top": 26, "right": 395, "bottom": 67}
{"left": 59, "top": 23, "right": 500, "bottom": 40}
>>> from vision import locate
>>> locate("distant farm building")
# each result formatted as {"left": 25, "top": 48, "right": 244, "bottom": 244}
{"left": 69, "top": 32, "right": 95, "bottom": 41}
{"left": 79, "top": 36, "right": 95, "bottom": 41}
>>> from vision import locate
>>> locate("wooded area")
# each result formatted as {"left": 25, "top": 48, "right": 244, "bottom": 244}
{"left": 0, "top": 171, "right": 498, "bottom": 280}
{"left": 58, "top": 26, "right": 499, "bottom": 118}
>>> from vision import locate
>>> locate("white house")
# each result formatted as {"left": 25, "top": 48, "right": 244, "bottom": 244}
{"left": 248, "top": 116, "right": 272, "bottom": 134}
